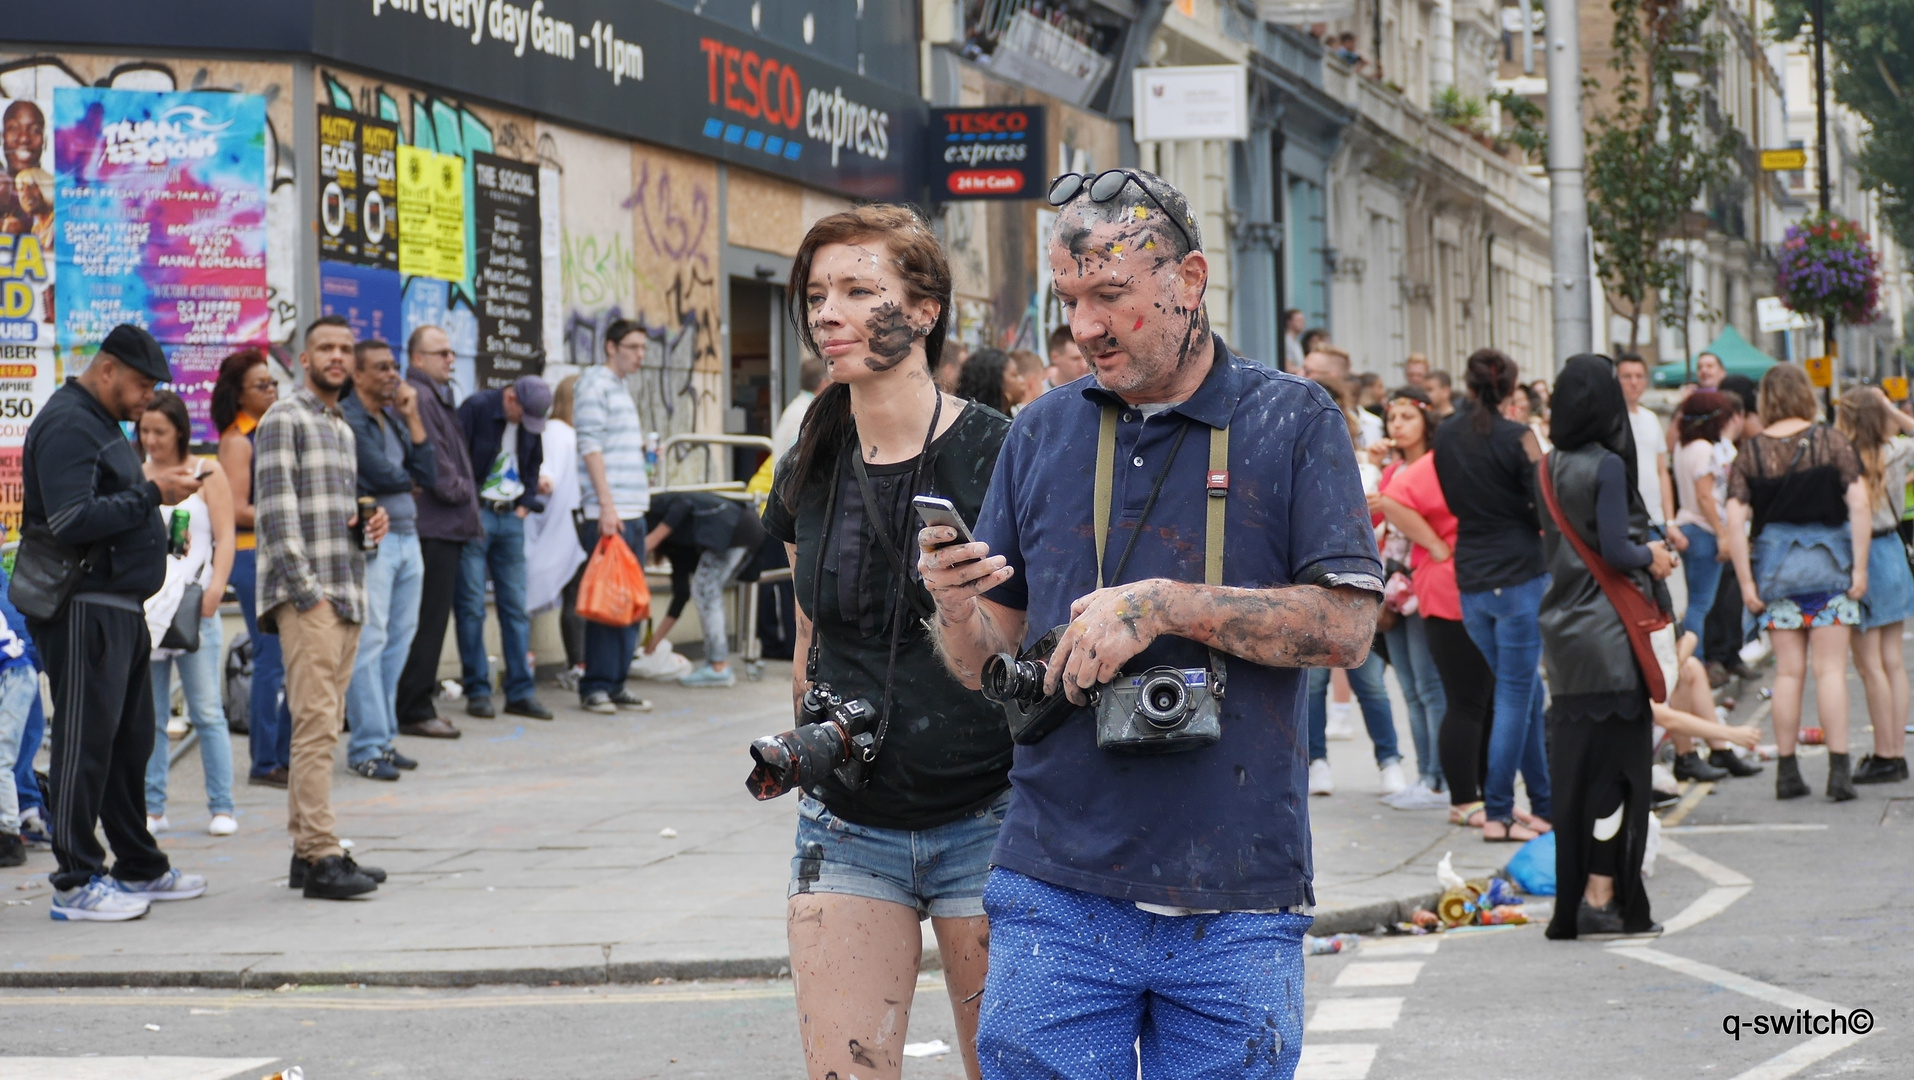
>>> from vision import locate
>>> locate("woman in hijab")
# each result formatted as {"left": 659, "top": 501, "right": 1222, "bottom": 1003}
{"left": 1538, "top": 354, "right": 1678, "bottom": 940}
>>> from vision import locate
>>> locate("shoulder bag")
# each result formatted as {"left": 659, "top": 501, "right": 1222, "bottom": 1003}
{"left": 1537, "top": 453, "right": 1674, "bottom": 703}
{"left": 8, "top": 523, "right": 100, "bottom": 623}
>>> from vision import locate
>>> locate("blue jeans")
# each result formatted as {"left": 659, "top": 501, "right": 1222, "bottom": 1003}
{"left": 789, "top": 791, "right": 1007, "bottom": 919}
{"left": 1383, "top": 614, "right": 1447, "bottom": 789}
{"left": 456, "top": 508, "right": 535, "bottom": 703}
{"left": 977, "top": 868, "right": 1308, "bottom": 1079}
{"left": 1460, "top": 575, "right": 1553, "bottom": 822}
{"left": 576, "top": 517, "right": 647, "bottom": 698}
{"left": 233, "top": 548, "right": 291, "bottom": 777}
{"left": 348, "top": 532, "right": 425, "bottom": 767}
{"left": 1306, "top": 652, "right": 1401, "bottom": 765}
{"left": 145, "top": 614, "right": 235, "bottom": 817}
{"left": 0, "top": 663, "right": 38, "bottom": 832}
{"left": 1679, "top": 525, "right": 1723, "bottom": 640}
{"left": 11, "top": 689, "right": 44, "bottom": 817}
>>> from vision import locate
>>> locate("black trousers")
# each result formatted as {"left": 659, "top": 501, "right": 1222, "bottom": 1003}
{"left": 37, "top": 598, "right": 170, "bottom": 892}
{"left": 396, "top": 536, "right": 464, "bottom": 724}
{"left": 1703, "top": 560, "right": 1747, "bottom": 666}
{"left": 1545, "top": 712, "right": 1655, "bottom": 939}
{"left": 1423, "top": 615, "right": 1495, "bottom": 806}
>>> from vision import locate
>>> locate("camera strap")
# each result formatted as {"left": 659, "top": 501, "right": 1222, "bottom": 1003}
{"left": 1092, "top": 404, "right": 1231, "bottom": 696}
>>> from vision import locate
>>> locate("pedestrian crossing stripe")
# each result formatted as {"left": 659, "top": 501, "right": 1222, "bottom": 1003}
{"left": 0, "top": 1058, "right": 278, "bottom": 1080}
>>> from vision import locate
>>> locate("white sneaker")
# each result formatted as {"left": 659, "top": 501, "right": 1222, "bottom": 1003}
{"left": 1308, "top": 758, "right": 1335, "bottom": 795}
{"left": 1324, "top": 702, "right": 1355, "bottom": 740}
{"left": 108, "top": 867, "right": 207, "bottom": 901}
{"left": 146, "top": 815, "right": 170, "bottom": 834}
{"left": 1384, "top": 780, "right": 1453, "bottom": 810}
{"left": 50, "top": 878, "right": 149, "bottom": 922}
{"left": 1378, "top": 760, "right": 1408, "bottom": 796}
{"left": 165, "top": 714, "right": 189, "bottom": 738}
{"left": 208, "top": 814, "right": 238, "bottom": 836}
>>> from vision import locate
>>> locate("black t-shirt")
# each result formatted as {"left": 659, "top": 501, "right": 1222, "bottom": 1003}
{"left": 651, "top": 491, "right": 766, "bottom": 617}
{"left": 1432, "top": 403, "right": 1546, "bottom": 592}
{"left": 762, "top": 401, "right": 1014, "bottom": 830}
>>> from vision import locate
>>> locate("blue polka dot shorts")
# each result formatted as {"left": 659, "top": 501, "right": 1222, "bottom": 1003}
{"left": 976, "top": 868, "right": 1311, "bottom": 1079}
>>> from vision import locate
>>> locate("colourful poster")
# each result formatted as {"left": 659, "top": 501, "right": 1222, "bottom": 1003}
{"left": 320, "top": 259, "right": 402, "bottom": 348}
{"left": 432, "top": 151, "right": 466, "bottom": 283}
{"left": 53, "top": 88, "right": 270, "bottom": 349}
{"left": 357, "top": 117, "right": 399, "bottom": 271}
{"left": 396, "top": 143, "right": 435, "bottom": 278}
{"left": 0, "top": 84, "right": 60, "bottom": 541}
{"left": 317, "top": 105, "right": 360, "bottom": 263}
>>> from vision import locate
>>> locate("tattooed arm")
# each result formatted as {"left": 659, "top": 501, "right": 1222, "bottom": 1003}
{"left": 1044, "top": 579, "right": 1378, "bottom": 704}
{"left": 919, "top": 526, "right": 1030, "bottom": 689}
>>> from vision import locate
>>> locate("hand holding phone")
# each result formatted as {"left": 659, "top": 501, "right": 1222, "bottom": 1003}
{"left": 912, "top": 495, "right": 975, "bottom": 549}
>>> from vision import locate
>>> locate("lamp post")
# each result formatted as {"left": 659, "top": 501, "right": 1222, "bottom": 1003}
{"left": 1546, "top": 0, "right": 1593, "bottom": 359}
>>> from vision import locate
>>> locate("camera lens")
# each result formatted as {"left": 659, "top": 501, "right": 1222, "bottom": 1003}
{"left": 745, "top": 720, "right": 851, "bottom": 800}
{"left": 1135, "top": 668, "right": 1190, "bottom": 729}
{"left": 983, "top": 654, "right": 1047, "bottom": 705}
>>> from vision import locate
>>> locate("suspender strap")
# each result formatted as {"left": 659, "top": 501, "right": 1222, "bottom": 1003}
{"left": 1094, "top": 405, "right": 1118, "bottom": 590}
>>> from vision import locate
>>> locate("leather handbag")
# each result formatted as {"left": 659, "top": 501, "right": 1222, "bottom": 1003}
{"left": 159, "top": 583, "right": 203, "bottom": 652}
{"left": 1538, "top": 454, "right": 1673, "bottom": 702}
{"left": 7, "top": 523, "right": 98, "bottom": 622}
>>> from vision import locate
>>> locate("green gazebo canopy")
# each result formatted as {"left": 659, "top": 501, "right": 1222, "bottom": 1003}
{"left": 1650, "top": 325, "right": 1779, "bottom": 388}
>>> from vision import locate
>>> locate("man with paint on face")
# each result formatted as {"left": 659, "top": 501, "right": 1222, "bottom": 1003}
{"left": 920, "top": 169, "right": 1383, "bottom": 1079}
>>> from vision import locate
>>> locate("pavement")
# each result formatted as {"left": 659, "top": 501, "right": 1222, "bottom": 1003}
{"left": 0, "top": 658, "right": 1488, "bottom": 989}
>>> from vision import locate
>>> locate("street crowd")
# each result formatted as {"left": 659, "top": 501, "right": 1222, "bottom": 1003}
{"left": 0, "top": 169, "right": 1906, "bottom": 1080}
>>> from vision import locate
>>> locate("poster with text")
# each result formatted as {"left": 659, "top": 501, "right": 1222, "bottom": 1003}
{"left": 320, "top": 260, "right": 402, "bottom": 349}
{"left": 396, "top": 143, "right": 435, "bottom": 279}
{"left": 0, "top": 85, "right": 62, "bottom": 541}
{"left": 472, "top": 151, "right": 540, "bottom": 390}
{"left": 53, "top": 87, "right": 270, "bottom": 349}
{"left": 357, "top": 116, "right": 399, "bottom": 270}
{"left": 317, "top": 105, "right": 360, "bottom": 263}
{"left": 432, "top": 150, "right": 465, "bottom": 283}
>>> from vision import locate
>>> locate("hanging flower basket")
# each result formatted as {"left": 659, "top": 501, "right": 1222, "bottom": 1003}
{"left": 1775, "top": 213, "right": 1880, "bottom": 326}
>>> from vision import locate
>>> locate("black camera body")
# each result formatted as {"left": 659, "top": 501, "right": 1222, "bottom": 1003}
{"left": 1094, "top": 665, "right": 1222, "bottom": 754}
{"left": 982, "top": 624, "right": 1076, "bottom": 745}
{"left": 745, "top": 682, "right": 881, "bottom": 801}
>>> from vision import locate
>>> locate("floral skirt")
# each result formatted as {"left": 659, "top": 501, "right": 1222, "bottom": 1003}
{"left": 1763, "top": 591, "right": 1861, "bottom": 630}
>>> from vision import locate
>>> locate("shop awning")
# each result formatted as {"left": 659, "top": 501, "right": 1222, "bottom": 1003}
{"left": 1650, "top": 325, "right": 1779, "bottom": 388}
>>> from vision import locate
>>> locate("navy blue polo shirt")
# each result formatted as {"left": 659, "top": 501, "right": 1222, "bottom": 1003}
{"left": 973, "top": 336, "right": 1381, "bottom": 909}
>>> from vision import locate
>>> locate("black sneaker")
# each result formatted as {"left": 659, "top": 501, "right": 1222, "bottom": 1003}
{"left": 1709, "top": 748, "right": 1764, "bottom": 777}
{"left": 290, "top": 853, "right": 387, "bottom": 889}
{"left": 1852, "top": 754, "right": 1909, "bottom": 784}
{"left": 382, "top": 747, "right": 419, "bottom": 771}
{"left": 0, "top": 831, "right": 23, "bottom": 868}
{"left": 1674, "top": 751, "right": 1728, "bottom": 782}
{"left": 608, "top": 688, "right": 654, "bottom": 712}
{"left": 302, "top": 854, "right": 379, "bottom": 900}
{"left": 504, "top": 698, "right": 554, "bottom": 721}
{"left": 1575, "top": 899, "right": 1662, "bottom": 940}
{"left": 350, "top": 757, "right": 401, "bottom": 781}
{"left": 466, "top": 697, "right": 497, "bottom": 719}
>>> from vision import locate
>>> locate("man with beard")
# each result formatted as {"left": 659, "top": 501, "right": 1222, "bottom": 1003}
{"left": 254, "top": 316, "right": 390, "bottom": 900}
{"left": 919, "top": 170, "right": 1383, "bottom": 1078}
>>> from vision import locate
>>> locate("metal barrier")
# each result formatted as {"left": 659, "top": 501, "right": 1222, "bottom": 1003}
{"left": 651, "top": 434, "right": 790, "bottom": 682}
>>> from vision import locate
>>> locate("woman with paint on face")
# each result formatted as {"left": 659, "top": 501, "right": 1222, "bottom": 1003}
{"left": 1537, "top": 356, "right": 1678, "bottom": 940}
{"left": 760, "top": 205, "right": 1013, "bottom": 1080}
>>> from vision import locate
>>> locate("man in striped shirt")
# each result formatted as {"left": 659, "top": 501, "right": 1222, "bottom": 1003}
{"left": 572, "top": 319, "right": 654, "bottom": 714}
{"left": 255, "top": 315, "right": 390, "bottom": 900}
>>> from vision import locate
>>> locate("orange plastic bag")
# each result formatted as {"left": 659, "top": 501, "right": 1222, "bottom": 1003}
{"left": 576, "top": 533, "right": 651, "bottom": 626}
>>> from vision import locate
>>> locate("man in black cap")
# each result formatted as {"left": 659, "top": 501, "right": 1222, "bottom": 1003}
{"left": 22, "top": 324, "right": 209, "bottom": 921}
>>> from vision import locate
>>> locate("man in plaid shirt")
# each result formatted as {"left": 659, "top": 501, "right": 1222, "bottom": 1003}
{"left": 255, "top": 315, "right": 390, "bottom": 901}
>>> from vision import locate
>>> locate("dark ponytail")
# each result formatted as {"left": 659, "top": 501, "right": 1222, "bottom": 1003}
{"left": 781, "top": 204, "right": 954, "bottom": 511}
{"left": 1464, "top": 347, "right": 1517, "bottom": 435}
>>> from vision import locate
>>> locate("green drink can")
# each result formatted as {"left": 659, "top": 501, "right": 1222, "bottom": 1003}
{"left": 168, "top": 508, "right": 190, "bottom": 557}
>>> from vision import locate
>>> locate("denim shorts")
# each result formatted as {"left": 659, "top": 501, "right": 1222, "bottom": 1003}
{"left": 788, "top": 791, "right": 1009, "bottom": 920}
{"left": 1862, "top": 533, "right": 1914, "bottom": 628}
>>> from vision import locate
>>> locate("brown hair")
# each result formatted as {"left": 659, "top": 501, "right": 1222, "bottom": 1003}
{"left": 783, "top": 205, "right": 953, "bottom": 510}
{"left": 551, "top": 373, "right": 579, "bottom": 427}
{"left": 1464, "top": 348, "right": 1517, "bottom": 435}
{"left": 1836, "top": 386, "right": 1894, "bottom": 510}
{"left": 1757, "top": 363, "right": 1818, "bottom": 426}
{"left": 210, "top": 347, "right": 268, "bottom": 434}
{"left": 142, "top": 390, "right": 192, "bottom": 462}
{"left": 1311, "top": 375, "right": 1362, "bottom": 447}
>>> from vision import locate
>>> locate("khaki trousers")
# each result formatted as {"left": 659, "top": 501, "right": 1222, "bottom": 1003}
{"left": 274, "top": 601, "right": 362, "bottom": 862}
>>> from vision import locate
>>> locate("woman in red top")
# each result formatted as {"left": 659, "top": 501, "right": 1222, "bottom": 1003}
{"left": 1378, "top": 398, "right": 1496, "bottom": 828}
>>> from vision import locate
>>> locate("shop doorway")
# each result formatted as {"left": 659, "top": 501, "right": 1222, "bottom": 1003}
{"left": 728, "top": 278, "right": 780, "bottom": 481}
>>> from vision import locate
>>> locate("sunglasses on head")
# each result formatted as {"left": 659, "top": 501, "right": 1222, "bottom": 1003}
{"left": 1046, "top": 169, "right": 1197, "bottom": 257}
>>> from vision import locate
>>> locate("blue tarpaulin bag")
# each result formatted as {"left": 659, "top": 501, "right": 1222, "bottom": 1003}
{"left": 1503, "top": 831, "right": 1556, "bottom": 896}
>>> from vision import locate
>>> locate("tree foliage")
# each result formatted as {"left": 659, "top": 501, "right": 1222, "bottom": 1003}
{"left": 1769, "top": 0, "right": 1914, "bottom": 256}
{"left": 1587, "top": 0, "right": 1744, "bottom": 349}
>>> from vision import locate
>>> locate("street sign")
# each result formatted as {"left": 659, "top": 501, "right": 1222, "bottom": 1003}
{"left": 1756, "top": 295, "right": 1812, "bottom": 332}
{"left": 1760, "top": 148, "right": 1808, "bottom": 171}
{"left": 927, "top": 107, "right": 1045, "bottom": 202}
{"left": 1883, "top": 376, "right": 1908, "bottom": 401}
{"left": 1133, "top": 66, "right": 1249, "bottom": 143}
{"left": 1805, "top": 355, "right": 1833, "bottom": 387}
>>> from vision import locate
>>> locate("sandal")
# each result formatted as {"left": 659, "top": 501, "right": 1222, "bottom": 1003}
{"left": 1449, "top": 800, "right": 1486, "bottom": 828}
{"left": 1482, "top": 817, "right": 1539, "bottom": 843}
{"left": 1515, "top": 810, "right": 1553, "bottom": 834}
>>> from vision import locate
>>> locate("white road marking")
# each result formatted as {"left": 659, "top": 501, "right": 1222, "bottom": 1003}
{"left": 1661, "top": 824, "right": 1828, "bottom": 834}
{"left": 1660, "top": 839, "right": 1753, "bottom": 887}
{"left": 1609, "top": 945, "right": 1867, "bottom": 1080}
{"left": 1308, "top": 997, "right": 1403, "bottom": 1032}
{"left": 1295, "top": 1043, "right": 1378, "bottom": 1080}
{"left": 1353, "top": 936, "right": 1440, "bottom": 957}
{"left": 1657, "top": 837, "right": 1754, "bottom": 935}
{"left": 0, "top": 1059, "right": 278, "bottom": 1080}
{"left": 1332, "top": 961, "right": 1422, "bottom": 987}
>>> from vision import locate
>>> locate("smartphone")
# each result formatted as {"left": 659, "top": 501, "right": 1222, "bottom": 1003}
{"left": 912, "top": 495, "right": 976, "bottom": 550}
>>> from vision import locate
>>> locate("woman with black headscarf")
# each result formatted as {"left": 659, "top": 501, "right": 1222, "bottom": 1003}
{"left": 1538, "top": 354, "right": 1677, "bottom": 940}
